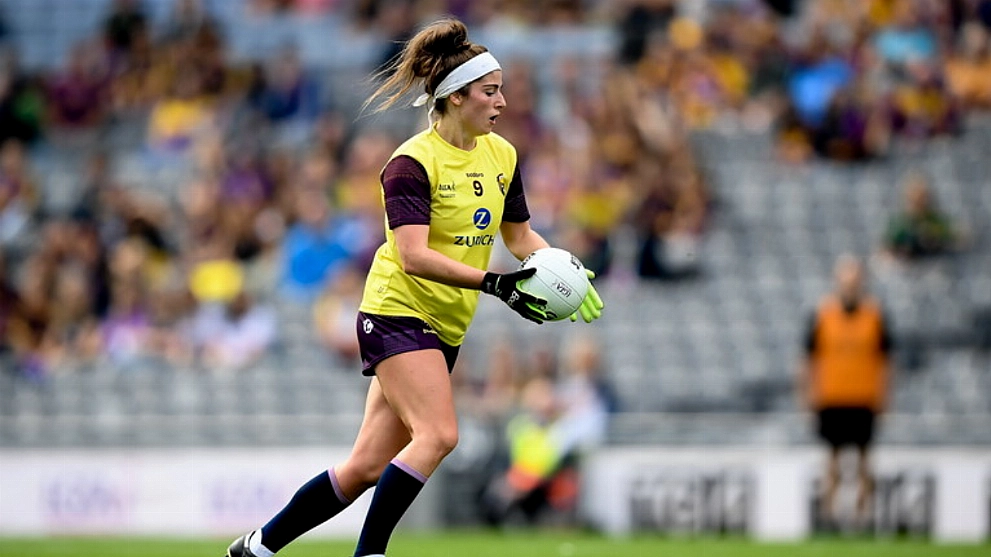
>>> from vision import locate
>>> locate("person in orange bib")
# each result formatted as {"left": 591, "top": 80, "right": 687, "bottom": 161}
{"left": 801, "top": 254, "right": 892, "bottom": 530}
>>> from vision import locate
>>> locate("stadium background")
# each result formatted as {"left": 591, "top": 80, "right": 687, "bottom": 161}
{"left": 0, "top": 0, "right": 989, "bottom": 554}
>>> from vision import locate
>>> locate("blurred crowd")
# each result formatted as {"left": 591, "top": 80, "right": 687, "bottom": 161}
{"left": 0, "top": 0, "right": 984, "bottom": 382}
{"left": 452, "top": 334, "right": 618, "bottom": 526}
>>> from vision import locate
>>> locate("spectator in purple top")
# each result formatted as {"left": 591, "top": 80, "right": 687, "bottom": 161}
{"left": 46, "top": 41, "right": 109, "bottom": 129}
{"left": 101, "top": 277, "right": 152, "bottom": 365}
{"left": 221, "top": 148, "right": 273, "bottom": 204}
{"left": 813, "top": 81, "right": 890, "bottom": 161}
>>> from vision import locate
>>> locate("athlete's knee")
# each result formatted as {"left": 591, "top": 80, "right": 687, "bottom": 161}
{"left": 417, "top": 425, "right": 459, "bottom": 459}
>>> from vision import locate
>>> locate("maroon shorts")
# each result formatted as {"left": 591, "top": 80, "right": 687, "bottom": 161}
{"left": 356, "top": 312, "right": 461, "bottom": 376}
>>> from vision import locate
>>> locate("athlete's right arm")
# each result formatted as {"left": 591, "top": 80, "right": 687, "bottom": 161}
{"left": 392, "top": 223, "right": 487, "bottom": 288}
{"left": 385, "top": 156, "right": 545, "bottom": 322}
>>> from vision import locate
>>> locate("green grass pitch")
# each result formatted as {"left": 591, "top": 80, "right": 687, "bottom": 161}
{"left": 1, "top": 531, "right": 988, "bottom": 557}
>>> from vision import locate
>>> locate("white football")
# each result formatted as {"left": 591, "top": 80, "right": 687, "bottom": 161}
{"left": 518, "top": 248, "right": 589, "bottom": 321}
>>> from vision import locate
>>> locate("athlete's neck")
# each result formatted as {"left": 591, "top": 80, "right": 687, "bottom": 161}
{"left": 434, "top": 118, "right": 477, "bottom": 151}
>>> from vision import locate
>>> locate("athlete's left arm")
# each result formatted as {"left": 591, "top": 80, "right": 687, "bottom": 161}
{"left": 500, "top": 164, "right": 548, "bottom": 260}
{"left": 500, "top": 220, "right": 549, "bottom": 261}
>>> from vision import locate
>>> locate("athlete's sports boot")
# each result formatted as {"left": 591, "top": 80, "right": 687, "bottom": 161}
{"left": 225, "top": 534, "right": 258, "bottom": 557}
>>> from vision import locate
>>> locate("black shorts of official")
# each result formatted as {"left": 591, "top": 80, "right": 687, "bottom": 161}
{"left": 356, "top": 311, "right": 460, "bottom": 376}
{"left": 817, "top": 406, "right": 876, "bottom": 448}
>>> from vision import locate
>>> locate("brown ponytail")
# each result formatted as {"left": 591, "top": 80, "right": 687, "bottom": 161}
{"left": 364, "top": 18, "right": 489, "bottom": 114}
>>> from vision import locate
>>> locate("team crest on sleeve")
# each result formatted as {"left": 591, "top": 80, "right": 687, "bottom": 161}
{"left": 497, "top": 173, "right": 507, "bottom": 196}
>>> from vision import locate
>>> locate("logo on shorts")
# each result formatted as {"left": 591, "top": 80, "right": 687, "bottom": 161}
{"left": 363, "top": 319, "right": 374, "bottom": 334}
{"left": 473, "top": 208, "right": 492, "bottom": 230}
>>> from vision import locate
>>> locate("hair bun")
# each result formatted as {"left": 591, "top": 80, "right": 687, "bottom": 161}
{"left": 418, "top": 19, "right": 471, "bottom": 57}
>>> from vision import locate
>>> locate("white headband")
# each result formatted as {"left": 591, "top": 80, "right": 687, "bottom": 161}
{"left": 413, "top": 51, "right": 501, "bottom": 107}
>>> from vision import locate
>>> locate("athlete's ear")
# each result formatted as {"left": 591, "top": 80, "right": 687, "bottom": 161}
{"left": 448, "top": 92, "right": 464, "bottom": 106}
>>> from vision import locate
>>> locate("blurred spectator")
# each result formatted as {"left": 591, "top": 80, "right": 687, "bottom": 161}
{"left": 944, "top": 21, "right": 991, "bottom": 110}
{"left": 7, "top": 254, "right": 56, "bottom": 378}
{"left": 813, "top": 81, "right": 891, "bottom": 161}
{"left": 162, "top": 0, "right": 214, "bottom": 42}
{"left": 479, "top": 335, "right": 615, "bottom": 525}
{"left": 144, "top": 282, "right": 195, "bottom": 366}
{"left": 107, "top": 24, "right": 165, "bottom": 113}
{"left": 188, "top": 257, "right": 245, "bottom": 306}
{"left": 312, "top": 264, "right": 363, "bottom": 362}
{"left": 616, "top": 0, "right": 676, "bottom": 65}
{"left": 0, "top": 248, "right": 18, "bottom": 358}
{"left": 146, "top": 66, "right": 214, "bottom": 153}
{"left": 786, "top": 40, "right": 856, "bottom": 132}
{"left": 482, "top": 376, "right": 579, "bottom": 526}
{"left": 369, "top": 0, "right": 417, "bottom": 70}
{"left": 889, "top": 62, "right": 961, "bottom": 138}
{"left": 67, "top": 218, "right": 113, "bottom": 320}
{"left": 190, "top": 290, "right": 277, "bottom": 371}
{"left": 279, "top": 188, "right": 355, "bottom": 302}
{"left": 46, "top": 40, "right": 110, "bottom": 129}
{"left": 330, "top": 132, "right": 394, "bottom": 234}
{"left": 453, "top": 338, "right": 523, "bottom": 425}
{"left": 0, "top": 139, "right": 38, "bottom": 247}
{"left": 0, "top": 50, "right": 44, "bottom": 145}
{"left": 103, "top": 0, "right": 148, "bottom": 64}
{"left": 70, "top": 152, "right": 116, "bottom": 223}
{"left": 247, "top": 46, "right": 321, "bottom": 125}
{"left": 43, "top": 263, "right": 103, "bottom": 369}
{"left": 634, "top": 153, "right": 709, "bottom": 281}
{"left": 883, "top": 170, "right": 960, "bottom": 260}
{"left": 187, "top": 21, "right": 231, "bottom": 99}
{"left": 873, "top": 1, "right": 937, "bottom": 68}
{"left": 220, "top": 147, "right": 274, "bottom": 206}
{"left": 102, "top": 268, "right": 153, "bottom": 366}
{"left": 554, "top": 335, "right": 616, "bottom": 455}
{"left": 800, "top": 255, "right": 892, "bottom": 531}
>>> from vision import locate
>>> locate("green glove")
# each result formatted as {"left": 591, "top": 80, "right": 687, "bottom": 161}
{"left": 570, "top": 269, "right": 604, "bottom": 323}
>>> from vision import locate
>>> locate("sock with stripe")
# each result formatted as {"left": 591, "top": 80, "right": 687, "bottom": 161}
{"left": 352, "top": 459, "right": 427, "bottom": 557}
{"left": 256, "top": 468, "right": 354, "bottom": 554}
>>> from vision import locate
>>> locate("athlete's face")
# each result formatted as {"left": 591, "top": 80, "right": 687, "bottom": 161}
{"left": 453, "top": 70, "right": 505, "bottom": 136}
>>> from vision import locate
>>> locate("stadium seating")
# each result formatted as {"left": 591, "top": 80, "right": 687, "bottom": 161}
{"left": 1, "top": 1, "right": 988, "bottom": 450}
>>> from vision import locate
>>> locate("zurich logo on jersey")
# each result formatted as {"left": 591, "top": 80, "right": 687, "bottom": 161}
{"left": 473, "top": 208, "right": 492, "bottom": 230}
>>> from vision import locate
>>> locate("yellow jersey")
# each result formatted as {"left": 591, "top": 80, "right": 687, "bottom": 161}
{"left": 359, "top": 125, "right": 524, "bottom": 346}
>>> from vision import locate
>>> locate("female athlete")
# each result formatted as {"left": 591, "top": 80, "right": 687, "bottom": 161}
{"left": 226, "top": 17, "right": 603, "bottom": 557}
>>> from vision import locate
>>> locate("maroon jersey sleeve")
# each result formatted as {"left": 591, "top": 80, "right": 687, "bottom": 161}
{"left": 382, "top": 155, "right": 431, "bottom": 229}
{"left": 502, "top": 164, "right": 530, "bottom": 223}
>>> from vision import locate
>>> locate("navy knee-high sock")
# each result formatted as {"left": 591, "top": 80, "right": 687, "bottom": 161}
{"left": 353, "top": 459, "right": 427, "bottom": 557}
{"left": 259, "top": 468, "right": 353, "bottom": 553}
